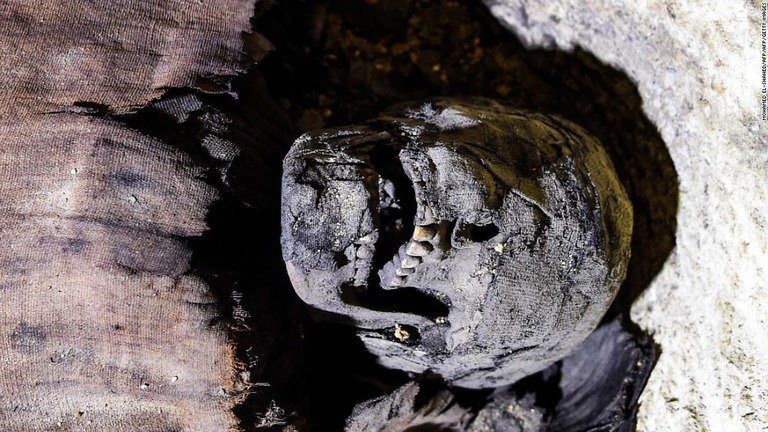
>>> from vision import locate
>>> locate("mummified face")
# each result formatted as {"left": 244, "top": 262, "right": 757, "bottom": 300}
{"left": 281, "top": 99, "right": 632, "bottom": 388}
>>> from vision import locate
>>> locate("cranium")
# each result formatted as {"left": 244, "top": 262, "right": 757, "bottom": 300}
{"left": 281, "top": 98, "right": 632, "bottom": 388}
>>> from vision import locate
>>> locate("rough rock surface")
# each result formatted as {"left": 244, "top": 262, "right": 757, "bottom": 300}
{"left": 483, "top": 1, "right": 766, "bottom": 430}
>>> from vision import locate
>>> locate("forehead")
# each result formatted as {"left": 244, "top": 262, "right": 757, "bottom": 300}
{"left": 401, "top": 145, "right": 494, "bottom": 215}
{"left": 290, "top": 101, "right": 570, "bottom": 221}
{"left": 292, "top": 126, "right": 391, "bottom": 164}
{"left": 398, "top": 143, "right": 550, "bottom": 223}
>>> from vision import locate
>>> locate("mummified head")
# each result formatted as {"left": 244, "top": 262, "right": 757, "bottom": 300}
{"left": 281, "top": 98, "right": 632, "bottom": 389}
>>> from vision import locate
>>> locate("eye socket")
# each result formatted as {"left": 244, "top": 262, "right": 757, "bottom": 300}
{"left": 450, "top": 221, "right": 500, "bottom": 249}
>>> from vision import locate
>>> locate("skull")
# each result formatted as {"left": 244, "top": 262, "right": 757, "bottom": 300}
{"left": 281, "top": 98, "right": 632, "bottom": 388}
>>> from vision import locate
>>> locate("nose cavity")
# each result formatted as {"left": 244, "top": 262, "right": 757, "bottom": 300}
{"left": 370, "top": 147, "right": 441, "bottom": 290}
{"left": 348, "top": 144, "right": 451, "bottom": 323}
{"left": 451, "top": 221, "right": 500, "bottom": 249}
{"left": 367, "top": 144, "right": 417, "bottom": 287}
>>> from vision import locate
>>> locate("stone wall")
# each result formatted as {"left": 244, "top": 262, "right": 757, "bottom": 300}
{"left": 483, "top": 1, "right": 766, "bottom": 430}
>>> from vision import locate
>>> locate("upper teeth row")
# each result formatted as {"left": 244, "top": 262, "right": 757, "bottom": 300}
{"left": 415, "top": 201, "right": 436, "bottom": 225}
{"left": 383, "top": 224, "right": 438, "bottom": 288}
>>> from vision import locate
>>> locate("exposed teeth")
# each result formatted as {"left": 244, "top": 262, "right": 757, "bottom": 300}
{"left": 421, "top": 206, "right": 435, "bottom": 224}
{"left": 358, "top": 233, "right": 376, "bottom": 244}
{"left": 379, "top": 222, "right": 437, "bottom": 288}
{"left": 354, "top": 268, "right": 368, "bottom": 285}
{"left": 356, "top": 245, "right": 373, "bottom": 259}
{"left": 405, "top": 165, "right": 422, "bottom": 181}
{"left": 405, "top": 240, "right": 433, "bottom": 256}
{"left": 401, "top": 255, "right": 421, "bottom": 269}
{"left": 395, "top": 267, "right": 415, "bottom": 277}
{"left": 415, "top": 202, "right": 437, "bottom": 225}
{"left": 412, "top": 225, "right": 436, "bottom": 241}
{"left": 380, "top": 178, "right": 396, "bottom": 198}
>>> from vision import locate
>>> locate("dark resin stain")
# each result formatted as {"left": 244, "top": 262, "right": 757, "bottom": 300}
{"left": 107, "top": 169, "right": 152, "bottom": 189}
{"left": 10, "top": 322, "right": 47, "bottom": 353}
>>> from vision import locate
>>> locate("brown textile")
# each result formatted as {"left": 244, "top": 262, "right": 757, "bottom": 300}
{"left": 0, "top": 0, "right": 255, "bottom": 117}
{"left": 0, "top": 0, "right": 257, "bottom": 429}
{"left": 0, "top": 115, "right": 239, "bottom": 431}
